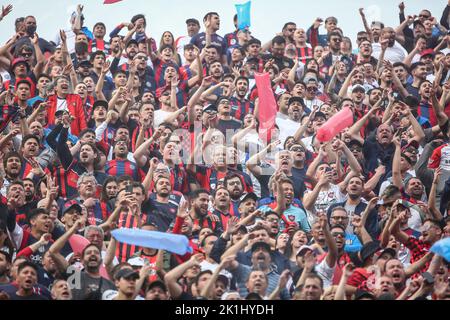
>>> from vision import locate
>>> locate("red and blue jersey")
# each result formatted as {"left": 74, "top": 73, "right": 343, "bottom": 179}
{"left": 153, "top": 58, "right": 179, "bottom": 89}
{"left": 229, "top": 97, "right": 254, "bottom": 121}
{"left": 295, "top": 46, "right": 313, "bottom": 64}
{"left": 106, "top": 159, "right": 141, "bottom": 181}
{"left": 194, "top": 166, "right": 228, "bottom": 192}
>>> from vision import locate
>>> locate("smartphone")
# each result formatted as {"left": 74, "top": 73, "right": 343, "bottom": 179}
{"left": 126, "top": 185, "right": 133, "bottom": 193}
{"left": 325, "top": 167, "right": 332, "bottom": 173}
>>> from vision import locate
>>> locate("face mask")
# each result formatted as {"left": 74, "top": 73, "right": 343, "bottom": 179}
{"left": 26, "top": 25, "right": 37, "bottom": 35}
{"left": 75, "top": 42, "right": 88, "bottom": 55}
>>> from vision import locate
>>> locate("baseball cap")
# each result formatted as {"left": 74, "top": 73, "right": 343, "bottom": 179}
{"left": 239, "top": 192, "right": 258, "bottom": 205}
{"left": 63, "top": 200, "right": 82, "bottom": 216}
{"left": 296, "top": 245, "right": 314, "bottom": 256}
{"left": 126, "top": 39, "right": 139, "bottom": 48}
{"left": 420, "top": 48, "right": 435, "bottom": 57}
{"left": 313, "top": 111, "right": 327, "bottom": 120}
{"left": 115, "top": 268, "right": 140, "bottom": 281}
{"left": 216, "top": 274, "right": 230, "bottom": 288}
{"left": 186, "top": 18, "right": 200, "bottom": 26}
{"left": 203, "top": 104, "right": 217, "bottom": 113}
{"left": 78, "top": 60, "right": 92, "bottom": 68}
{"left": 288, "top": 96, "right": 306, "bottom": 107}
{"left": 359, "top": 241, "right": 381, "bottom": 262}
{"left": 351, "top": 84, "right": 366, "bottom": 93}
{"left": 146, "top": 280, "right": 167, "bottom": 292}
{"left": 251, "top": 241, "right": 271, "bottom": 253}
{"left": 92, "top": 100, "right": 109, "bottom": 112}
{"left": 10, "top": 57, "right": 30, "bottom": 73}
{"left": 376, "top": 248, "right": 397, "bottom": 260}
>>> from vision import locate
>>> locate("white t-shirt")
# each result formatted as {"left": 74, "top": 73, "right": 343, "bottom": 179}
{"left": 276, "top": 116, "right": 301, "bottom": 146}
{"left": 304, "top": 184, "right": 345, "bottom": 216}
{"left": 372, "top": 41, "right": 407, "bottom": 63}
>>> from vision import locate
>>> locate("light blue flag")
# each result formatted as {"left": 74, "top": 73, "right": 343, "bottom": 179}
{"left": 111, "top": 228, "right": 193, "bottom": 256}
{"left": 430, "top": 237, "right": 450, "bottom": 262}
{"left": 235, "top": 1, "right": 251, "bottom": 30}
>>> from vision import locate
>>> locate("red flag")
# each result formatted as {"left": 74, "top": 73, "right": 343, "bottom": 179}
{"left": 104, "top": 0, "right": 123, "bottom": 4}
{"left": 254, "top": 72, "right": 277, "bottom": 143}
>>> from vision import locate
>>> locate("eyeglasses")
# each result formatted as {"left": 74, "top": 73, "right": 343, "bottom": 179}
{"left": 331, "top": 232, "right": 345, "bottom": 238}
{"left": 290, "top": 147, "right": 305, "bottom": 152}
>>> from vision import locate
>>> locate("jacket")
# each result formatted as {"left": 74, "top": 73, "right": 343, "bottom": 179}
{"left": 46, "top": 94, "right": 87, "bottom": 137}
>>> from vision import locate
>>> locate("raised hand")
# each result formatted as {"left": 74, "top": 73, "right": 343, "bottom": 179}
{"left": 101, "top": 60, "right": 111, "bottom": 75}
{"left": 177, "top": 199, "right": 189, "bottom": 219}
{"left": 201, "top": 76, "right": 214, "bottom": 89}
{"left": 30, "top": 33, "right": 39, "bottom": 45}
{"left": 59, "top": 30, "right": 67, "bottom": 43}
{"left": 1, "top": 4, "right": 13, "bottom": 19}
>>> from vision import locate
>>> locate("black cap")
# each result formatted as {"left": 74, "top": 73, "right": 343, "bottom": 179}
{"left": 216, "top": 274, "right": 229, "bottom": 288}
{"left": 186, "top": 18, "right": 200, "bottom": 26}
{"left": 202, "top": 104, "right": 217, "bottom": 113}
{"left": 251, "top": 241, "right": 271, "bottom": 253}
{"left": 288, "top": 97, "right": 306, "bottom": 107}
{"left": 115, "top": 268, "right": 140, "bottom": 281}
{"left": 78, "top": 60, "right": 92, "bottom": 68}
{"left": 146, "top": 280, "right": 167, "bottom": 292}
{"left": 92, "top": 100, "right": 109, "bottom": 111}
{"left": 239, "top": 192, "right": 258, "bottom": 205}
{"left": 126, "top": 39, "right": 139, "bottom": 48}
{"left": 62, "top": 200, "right": 83, "bottom": 216}
{"left": 313, "top": 111, "right": 327, "bottom": 120}
{"left": 377, "top": 248, "right": 397, "bottom": 260}
{"left": 360, "top": 241, "right": 381, "bottom": 262}
{"left": 215, "top": 96, "right": 230, "bottom": 107}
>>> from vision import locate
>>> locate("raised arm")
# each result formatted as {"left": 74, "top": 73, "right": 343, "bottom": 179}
{"left": 428, "top": 168, "right": 444, "bottom": 221}
{"left": 164, "top": 254, "right": 204, "bottom": 299}
{"left": 391, "top": 135, "right": 403, "bottom": 189}
{"left": 246, "top": 140, "right": 280, "bottom": 177}
{"left": 388, "top": 207, "right": 410, "bottom": 245}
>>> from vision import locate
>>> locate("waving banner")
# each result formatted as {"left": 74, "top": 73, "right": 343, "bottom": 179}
{"left": 111, "top": 228, "right": 193, "bottom": 255}
{"left": 235, "top": 1, "right": 251, "bottom": 30}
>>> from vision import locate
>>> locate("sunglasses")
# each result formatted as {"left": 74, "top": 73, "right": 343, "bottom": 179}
{"left": 331, "top": 232, "right": 345, "bottom": 238}
{"left": 20, "top": 52, "right": 33, "bottom": 58}
{"left": 288, "top": 28, "right": 296, "bottom": 32}
{"left": 290, "top": 147, "right": 305, "bottom": 152}
{"left": 419, "top": 14, "right": 430, "bottom": 18}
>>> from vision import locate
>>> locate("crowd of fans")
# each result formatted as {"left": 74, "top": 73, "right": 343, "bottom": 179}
{"left": 0, "top": 1, "right": 449, "bottom": 301}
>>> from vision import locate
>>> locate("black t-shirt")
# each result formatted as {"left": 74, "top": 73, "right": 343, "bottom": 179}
{"left": 290, "top": 167, "right": 307, "bottom": 199}
{"left": 217, "top": 119, "right": 242, "bottom": 137}
{"left": 71, "top": 272, "right": 115, "bottom": 300}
